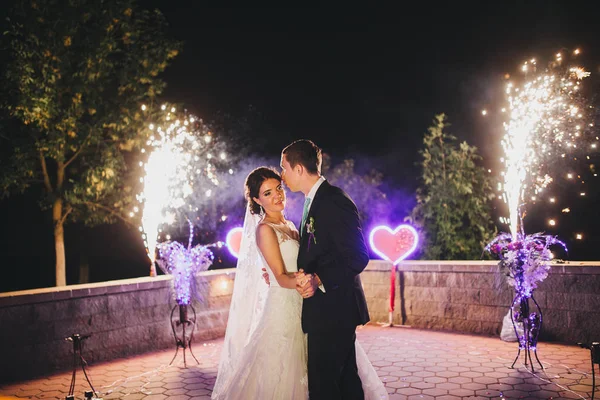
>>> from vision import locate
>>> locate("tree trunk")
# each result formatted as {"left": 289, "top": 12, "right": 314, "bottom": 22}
{"left": 53, "top": 198, "right": 67, "bottom": 286}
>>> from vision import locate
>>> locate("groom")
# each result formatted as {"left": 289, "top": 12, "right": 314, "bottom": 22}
{"left": 281, "top": 139, "right": 371, "bottom": 400}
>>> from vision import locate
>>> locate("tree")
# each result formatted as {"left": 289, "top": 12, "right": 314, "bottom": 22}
{"left": 409, "top": 114, "right": 496, "bottom": 260}
{"left": 0, "top": 0, "right": 181, "bottom": 286}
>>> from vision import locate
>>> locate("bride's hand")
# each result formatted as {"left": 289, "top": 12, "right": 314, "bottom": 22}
{"left": 295, "top": 269, "right": 316, "bottom": 298}
{"left": 261, "top": 268, "right": 270, "bottom": 286}
{"left": 295, "top": 270, "right": 308, "bottom": 294}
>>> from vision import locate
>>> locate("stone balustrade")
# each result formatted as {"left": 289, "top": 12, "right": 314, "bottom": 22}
{"left": 2, "top": 260, "right": 599, "bottom": 383}
{"left": 362, "top": 260, "right": 600, "bottom": 346}
{"left": 0, "top": 270, "right": 235, "bottom": 383}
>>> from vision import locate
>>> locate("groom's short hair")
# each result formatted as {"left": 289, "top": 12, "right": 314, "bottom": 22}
{"left": 282, "top": 139, "right": 322, "bottom": 175}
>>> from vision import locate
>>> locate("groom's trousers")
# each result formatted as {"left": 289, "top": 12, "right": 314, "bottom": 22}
{"left": 307, "top": 328, "right": 364, "bottom": 400}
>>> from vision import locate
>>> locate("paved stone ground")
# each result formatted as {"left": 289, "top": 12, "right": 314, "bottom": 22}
{"left": 0, "top": 325, "right": 597, "bottom": 399}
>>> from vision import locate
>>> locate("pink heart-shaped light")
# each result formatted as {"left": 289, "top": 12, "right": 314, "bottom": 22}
{"left": 226, "top": 227, "right": 243, "bottom": 258}
{"left": 369, "top": 225, "right": 419, "bottom": 265}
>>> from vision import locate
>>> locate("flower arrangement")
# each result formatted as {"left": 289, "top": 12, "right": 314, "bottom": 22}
{"left": 306, "top": 216, "right": 317, "bottom": 248}
{"left": 156, "top": 221, "right": 215, "bottom": 306}
{"left": 157, "top": 240, "right": 214, "bottom": 306}
{"left": 486, "top": 231, "right": 567, "bottom": 358}
{"left": 485, "top": 232, "right": 567, "bottom": 298}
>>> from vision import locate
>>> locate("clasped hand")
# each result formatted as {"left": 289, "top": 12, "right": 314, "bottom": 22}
{"left": 295, "top": 269, "right": 317, "bottom": 298}
{"left": 260, "top": 268, "right": 317, "bottom": 298}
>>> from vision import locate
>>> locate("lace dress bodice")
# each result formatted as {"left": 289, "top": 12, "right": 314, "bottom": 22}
{"left": 260, "top": 221, "right": 299, "bottom": 288}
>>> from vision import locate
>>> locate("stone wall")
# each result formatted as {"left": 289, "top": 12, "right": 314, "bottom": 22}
{"left": 2, "top": 260, "right": 599, "bottom": 383}
{"left": 0, "top": 269, "right": 235, "bottom": 383}
{"left": 361, "top": 260, "right": 600, "bottom": 345}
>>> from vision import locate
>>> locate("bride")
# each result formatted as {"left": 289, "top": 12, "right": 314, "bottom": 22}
{"left": 211, "top": 167, "right": 388, "bottom": 399}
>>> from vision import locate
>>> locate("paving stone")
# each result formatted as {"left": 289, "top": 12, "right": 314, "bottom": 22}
{"left": 422, "top": 387, "right": 449, "bottom": 396}
{"left": 446, "top": 388, "right": 476, "bottom": 397}
{"left": 424, "top": 365, "right": 447, "bottom": 372}
{"left": 437, "top": 382, "right": 461, "bottom": 391}
{"left": 386, "top": 380, "right": 411, "bottom": 389}
{"left": 185, "top": 383, "right": 208, "bottom": 390}
{"left": 502, "top": 389, "right": 530, "bottom": 398}
{"left": 486, "top": 383, "right": 514, "bottom": 392}
{"left": 437, "top": 371, "right": 461, "bottom": 378}
{"left": 559, "top": 390, "right": 588, "bottom": 399}
{"left": 186, "top": 388, "right": 210, "bottom": 396}
{"left": 498, "top": 376, "right": 525, "bottom": 385}
{"left": 536, "top": 389, "right": 562, "bottom": 398}
{"left": 396, "top": 387, "right": 422, "bottom": 396}
{"left": 389, "top": 370, "right": 412, "bottom": 378}
{"left": 423, "top": 376, "right": 447, "bottom": 384}
{"left": 448, "top": 376, "right": 472, "bottom": 384}
{"left": 0, "top": 325, "right": 595, "bottom": 399}
{"left": 400, "top": 376, "right": 425, "bottom": 383}
{"left": 473, "top": 376, "right": 498, "bottom": 385}
{"left": 412, "top": 371, "right": 436, "bottom": 378}
{"left": 459, "top": 382, "right": 486, "bottom": 391}
{"left": 36, "top": 389, "right": 62, "bottom": 397}
{"left": 164, "top": 381, "right": 186, "bottom": 389}
{"left": 459, "top": 371, "right": 484, "bottom": 378}
{"left": 410, "top": 381, "right": 435, "bottom": 390}
{"left": 164, "top": 388, "right": 188, "bottom": 395}
{"left": 145, "top": 387, "right": 167, "bottom": 395}
{"left": 513, "top": 382, "right": 542, "bottom": 392}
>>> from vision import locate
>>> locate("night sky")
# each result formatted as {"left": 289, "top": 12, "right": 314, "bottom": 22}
{"left": 2, "top": 2, "right": 600, "bottom": 291}
{"left": 150, "top": 3, "right": 599, "bottom": 156}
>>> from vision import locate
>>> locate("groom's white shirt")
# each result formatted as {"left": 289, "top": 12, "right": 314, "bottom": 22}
{"left": 305, "top": 176, "right": 326, "bottom": 293}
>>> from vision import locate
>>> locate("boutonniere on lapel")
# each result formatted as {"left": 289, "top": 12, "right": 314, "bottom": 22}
{"left": 306, "top": 217, "right": 317, "bottom": 249}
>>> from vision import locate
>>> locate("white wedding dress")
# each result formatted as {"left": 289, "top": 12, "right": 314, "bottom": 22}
{"left": 212, "top": 214, "right": 388, "bottom": 399}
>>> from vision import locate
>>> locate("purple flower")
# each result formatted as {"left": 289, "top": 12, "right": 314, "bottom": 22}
{"left": 486, "top": 231, "right": 568, "bottom": 297}
{"left": 535, "top": 244, "right": 544, "bottom": 252}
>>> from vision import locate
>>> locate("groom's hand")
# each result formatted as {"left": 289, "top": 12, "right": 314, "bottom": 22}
{"left": 295, "top": 269, "right": 307, "bottom": 295}
{"left": 296, "top": 269, "right": 317, "bottom": 299}
{"left": 261, "top": 268, "right": 270, "bottom": 286}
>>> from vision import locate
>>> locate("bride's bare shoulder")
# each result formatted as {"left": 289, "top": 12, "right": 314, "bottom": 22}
{"left": 256, "top": 223, "right": 277, "bottom": 237}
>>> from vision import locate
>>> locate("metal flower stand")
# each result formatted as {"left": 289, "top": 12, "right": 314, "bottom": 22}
{"left": 169, "top": 303, "right": 199, "bottom": 367}
{"left": 510, "top": 292, "right": 544, "bottom": 372}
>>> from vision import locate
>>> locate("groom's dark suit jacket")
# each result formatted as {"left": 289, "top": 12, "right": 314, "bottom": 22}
{"left": 298, "top": 181, "right": 370, "bottom": 334}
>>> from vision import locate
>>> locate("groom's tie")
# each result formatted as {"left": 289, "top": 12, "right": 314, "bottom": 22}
{"left": 301, "top": 197, "right": 311, "bottom": 236}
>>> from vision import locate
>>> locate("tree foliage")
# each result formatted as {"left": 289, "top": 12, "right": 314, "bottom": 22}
{"left": 409, "top": 114, "right": 496, "bottom": 260}
{"left": 0, "top": 0, "right": 181, "bottom": 285}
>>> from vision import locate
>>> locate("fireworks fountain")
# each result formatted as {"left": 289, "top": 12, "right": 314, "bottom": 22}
{"left": 485, "top": 49, "right": 593, "bottom": 372}
{"left": 498, "top": 50, "right": 592, "bottom": 237}
{"left": 132, "top": 104, "right": 230, "bottom": 271}
{"left": 130, "top": 103, "right": 235, "bottom": 366}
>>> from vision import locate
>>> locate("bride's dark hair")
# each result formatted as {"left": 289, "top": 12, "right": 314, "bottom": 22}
{"left": 245, "top": 167, "right": 282, "bottom": 215}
